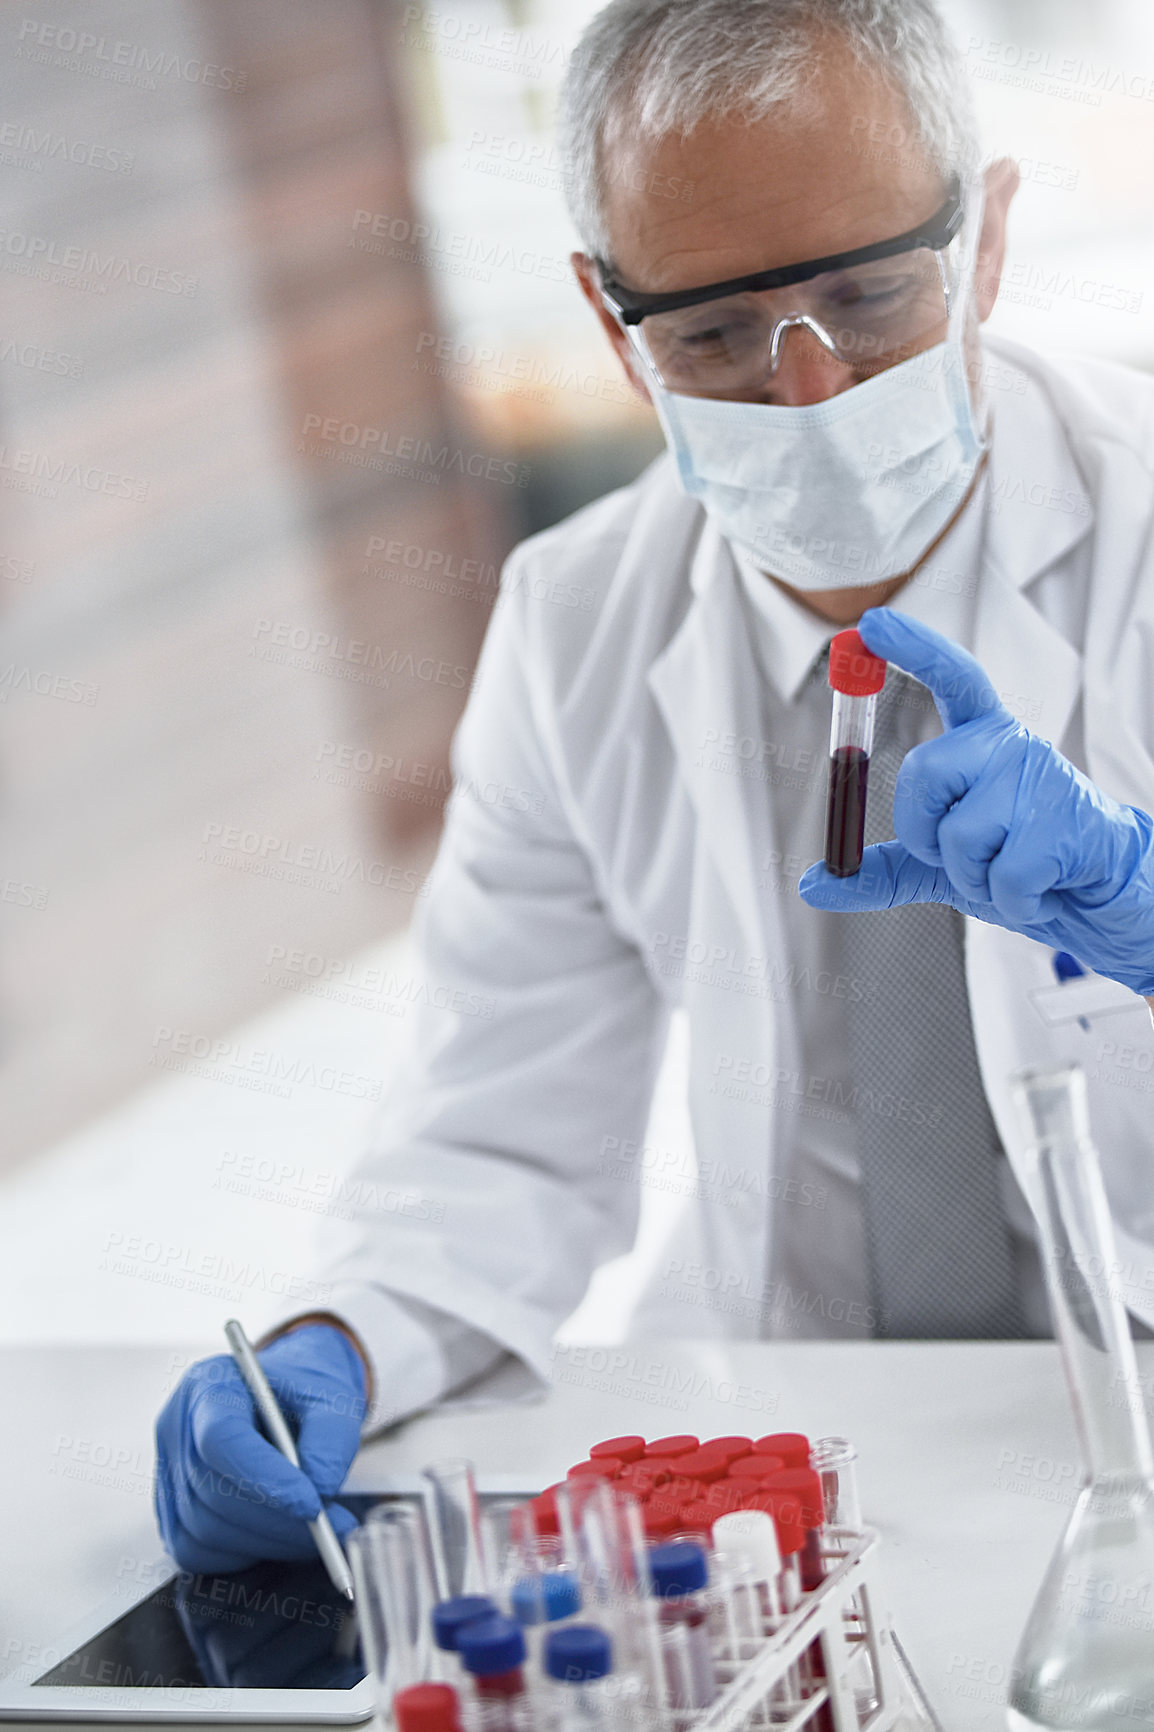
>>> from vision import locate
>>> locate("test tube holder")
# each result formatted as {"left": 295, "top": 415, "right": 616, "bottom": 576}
{"left": 690, "top": 1528, "right": 940, "bottom": 1732}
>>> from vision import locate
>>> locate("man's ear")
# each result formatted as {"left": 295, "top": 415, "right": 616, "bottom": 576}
{"left": 571, "top": 251, "right": 654, "bottom": 402}
{"left": 973, "top": 157, "right": 1020, "bottom": 322}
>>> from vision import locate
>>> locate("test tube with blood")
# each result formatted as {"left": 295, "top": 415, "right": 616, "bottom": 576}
{"left": 824, "top": 630, "right": 888, "bottom": 877}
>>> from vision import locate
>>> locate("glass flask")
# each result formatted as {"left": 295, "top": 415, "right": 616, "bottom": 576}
{"left": 1007, "top": 1065, "right": 1154, "bottom": 1732}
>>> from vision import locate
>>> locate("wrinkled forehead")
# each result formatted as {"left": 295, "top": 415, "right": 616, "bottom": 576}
{"left": 598, "top": 44, "right": 948, "bottom": 294}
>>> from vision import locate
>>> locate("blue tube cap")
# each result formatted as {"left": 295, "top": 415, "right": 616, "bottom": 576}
{"left": 544, "top": 1624, "right": 613, "bottom": 1683}
{"left": 431, "top": 1595, "right": 498, "bottom": 1652}
{"left": 510, "top": 1570, "right": 581, "bottom": 1625}
{"left": 649, "top": 1541, "right": 708, "bottom": 1597}
{"left": 457, "top": 1615, "right": 526, "bottom": 1676}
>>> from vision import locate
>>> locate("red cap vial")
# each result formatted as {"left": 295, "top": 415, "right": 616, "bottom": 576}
{"left": 828, "top": 630, "right": 886, "bottom": 696}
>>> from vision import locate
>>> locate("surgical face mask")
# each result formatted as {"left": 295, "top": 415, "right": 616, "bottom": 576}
{"left": 634, "top": 187, "right": 989, "bottom": 591}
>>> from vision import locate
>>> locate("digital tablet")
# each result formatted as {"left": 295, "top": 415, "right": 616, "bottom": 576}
{"left": 0, "top": 1481, "right": 537, "bottom": 1723}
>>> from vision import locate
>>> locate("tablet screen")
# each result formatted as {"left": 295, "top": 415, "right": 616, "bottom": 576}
{"left": 34, "top": 1495, "right": 387, "bottom": 1692}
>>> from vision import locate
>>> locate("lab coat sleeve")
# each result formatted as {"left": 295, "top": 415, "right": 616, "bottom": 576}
{"left": 255, "top": 1292, "right": 508, "bottom": 1435}
{"left": 265, "top": 553, "right": 670, "bottom": 1430}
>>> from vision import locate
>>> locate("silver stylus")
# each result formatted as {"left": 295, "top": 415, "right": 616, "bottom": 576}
{"left": 224, "top": 1318, "right": 356, "bottom": 1602}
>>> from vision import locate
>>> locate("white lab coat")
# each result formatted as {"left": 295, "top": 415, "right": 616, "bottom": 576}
{"left": 310, "top": 333, "right": 1154, "bottom": 1387}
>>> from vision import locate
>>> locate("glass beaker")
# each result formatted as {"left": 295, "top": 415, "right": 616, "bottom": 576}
{"left": 1007, "top": 1065, "right": 1154, "bottom": 1732}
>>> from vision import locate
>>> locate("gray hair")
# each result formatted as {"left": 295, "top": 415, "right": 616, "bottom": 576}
{"left": 558, "top": 0, "right": 981, "bottom": 261}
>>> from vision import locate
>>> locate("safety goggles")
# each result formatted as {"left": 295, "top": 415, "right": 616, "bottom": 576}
{"left": 596, "top": 177, "right": 965, "bottom": 395}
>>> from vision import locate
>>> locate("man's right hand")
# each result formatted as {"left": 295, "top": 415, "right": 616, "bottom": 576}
{"left": 154, "top": 1323, "right": 368, "bottom": 1573}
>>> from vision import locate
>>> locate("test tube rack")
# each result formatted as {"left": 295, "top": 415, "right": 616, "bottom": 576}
{"left": 689, "top": 1527, "right": 937, "bottom": 1732}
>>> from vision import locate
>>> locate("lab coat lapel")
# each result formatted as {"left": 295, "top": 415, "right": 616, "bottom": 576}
{"left": 646, "top": 525, "right": 779, "bottom": 968}
{"left": 971, "top": 358, "right": 1090, "bottom": 748}
{"left": 641, "top": 527, "right": 782, "bottom": 1332}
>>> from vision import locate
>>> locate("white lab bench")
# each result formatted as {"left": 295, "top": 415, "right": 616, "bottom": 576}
{"left": 5, "top": 1338, "right": 1148, "bottom": 1732}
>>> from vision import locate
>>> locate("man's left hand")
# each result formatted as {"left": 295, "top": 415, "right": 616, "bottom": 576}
{"left": 798, "top": 607, "right": 1154, "bottom": 999}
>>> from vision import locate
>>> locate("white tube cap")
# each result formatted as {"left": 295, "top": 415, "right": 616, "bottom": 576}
{"left": 711, "top": 1510, "right": 781, "bottom": 1582}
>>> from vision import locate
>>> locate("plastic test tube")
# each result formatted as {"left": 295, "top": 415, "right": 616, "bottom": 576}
{"left": 424, "top": 1459, "right": 488, "bottom": 1599}
{"left": 809, "top": 1439, "right": 877, "bottom": 1717}
{"left": 557, "top": 1477, "right": 669, "bottom": 1725}
{"left": 542, "top": 1625, "right": 618, "bottom": 1732}
{"left": 456, "top": 1614, "right": 530, "bottom": 1732}
{"left": 346, "top": 1501, "right": 440, "bottom": 1705}
{"left": 710, "top": 1510, "right": 786, "bottom": 1727}
{"left": 648, "top": 1541, "right": 718, "bottom": 1711}
{"left": 432, "top": 1595, "right": 500, "bottom": 1682}
{"left": 810, "top": 1437, "right": 863, "bottom": 1535}
{"left": 824, "top": 629, "right": 887, "bottom": 878}
{"left": 753, "top": 1493, "right": 811, "bottom": 1708}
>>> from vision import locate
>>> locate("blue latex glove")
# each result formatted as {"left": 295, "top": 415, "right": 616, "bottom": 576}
{"left": 799, "top": 607, "right": 1154, "bottom": 997}
{"left": 154, "top": 1323, "right": 367, "bottom": 1574}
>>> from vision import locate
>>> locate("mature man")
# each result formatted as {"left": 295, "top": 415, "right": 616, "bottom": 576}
{"left": 157, "top": 0, "right": 1154, "bottom": 1572}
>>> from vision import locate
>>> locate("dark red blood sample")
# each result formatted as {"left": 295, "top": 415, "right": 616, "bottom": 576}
{"left": 825, "top": 745, "right": 869, "bottom": 877}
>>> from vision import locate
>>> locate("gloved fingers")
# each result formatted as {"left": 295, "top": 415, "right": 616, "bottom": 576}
{"left": 897, "top": 719, "right": 1027, "bottom": 882}
{"left": 156, "top": 1427, "right": 275, "bottom": 1574}
{"left": 985, "top": 820, "right": 1064, "bottom": 926}
{"left": 799, "top": 840, "right": 960, "bottom": 911}
{"left": 293, "top": 1401, "right": 364, "bottom": 1500}
{"left": 192, "top": 1395, "right": 321, "bottom": 1521}
{"left": 170, "top": 1464, "right": 329, "bottom": 1562}
{"left": 857, "top": 607, "right": 1006, "bottom": 731}
{"left": 933, "top": 788, "right": 1020, "bottom": 903}
{"left": 321, "top": 1500, "right": 361, "bottom": 1542}
{"left": 153, "top": 1431, "right": 184, "bottom": 1560}
{"left": 891, "top": 728, "right": 990, "bottom": 865}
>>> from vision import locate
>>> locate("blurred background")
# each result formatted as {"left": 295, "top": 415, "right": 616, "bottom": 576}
{"left": 1, "top": 0, "right": 1153, "bottom": 1347}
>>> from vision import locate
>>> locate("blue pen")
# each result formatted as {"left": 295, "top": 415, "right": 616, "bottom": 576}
{"left": 1052, "top": 950, "right": 1091, "bottom": 1031}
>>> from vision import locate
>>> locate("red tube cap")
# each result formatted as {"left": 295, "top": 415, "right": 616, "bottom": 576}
{"left": 676, "top": 1500, "right": 716, "bottom": 1538}
{"left": 753, "top": 1433, "right": 811, "bottom": 1469}
{"left": 762, "top": 1467, "right": 825, "bottom": 1528}
{"left": 642, "top": 1497, "right": 683, "bottom": 1539}
{"left": 828, "top": 630, "right": 886, "bottom": 696}
{"left": 590, "top": 1435, "right": 646, "bottom": 1462}
{"left": 754, "top": 1491, "right": 805, "bottom": 1556}
{"left": 567, "top": 1458, "right": 622, "bottom": 1481}
{"left": 701, "top": 1480, "right": 759, "bottom": 1515}
{"left": 711, "top": 1475, "right": 766, "bottom": 1507}
{"left": 529, "top": 1486, "right": 561, "bottom": 1537}
{"left": 666, "top": 1449, "right": 729, "bottom": 1484}
{"left": 645, "top": 1435, "right": 699, "bottom": 1459}
{"left": 731, "top": 1452, "right": 784, "bottom": 1480}
{"left": 619, "top": 1461, "right": 673, "bottom": 1497}
{"left": 394, "top": 1685, "right": 464, "bottom": 1732}
{"left": 703, "top": 1437, "right": 753, "bottom": 1463}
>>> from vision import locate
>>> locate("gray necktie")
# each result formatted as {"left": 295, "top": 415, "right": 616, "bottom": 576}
{"left": 840, "top": 662, "right": 1026, "bottom": 1339}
